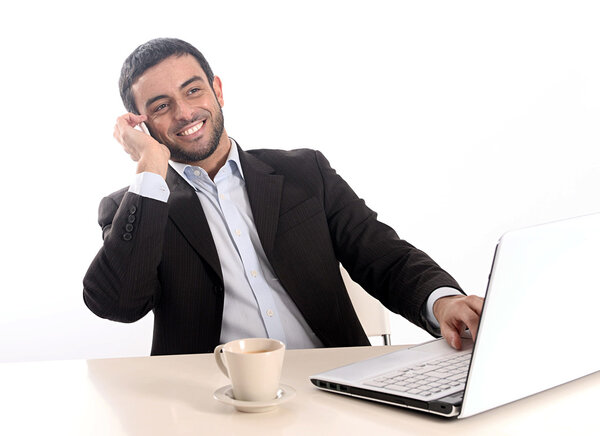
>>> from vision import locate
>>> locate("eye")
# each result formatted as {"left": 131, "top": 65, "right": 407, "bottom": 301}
{"left": 188, "top": 87, "right": 201, "bottom": 95}
{"left": 154, "top": 103, "right": 168, "bottom": 112}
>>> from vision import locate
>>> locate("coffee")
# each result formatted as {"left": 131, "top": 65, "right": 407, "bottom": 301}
{"left": 243, "top": 349, "right": 269, "bottom": 354}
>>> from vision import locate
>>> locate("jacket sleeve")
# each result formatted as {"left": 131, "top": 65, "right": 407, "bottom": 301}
{"left": 83, "top": 190, "right": 169, "bottom": 323}
{"left": 314, "top": 150, "right": 464, "bottom": 330}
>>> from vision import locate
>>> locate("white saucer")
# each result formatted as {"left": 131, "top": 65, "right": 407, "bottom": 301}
{"left": 213, "top": 384, "right": 296, "bottom": 413}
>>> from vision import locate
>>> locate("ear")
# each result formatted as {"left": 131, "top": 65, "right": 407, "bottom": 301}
{"left": 212, "top": 76, "right": 225, "bottom": 107}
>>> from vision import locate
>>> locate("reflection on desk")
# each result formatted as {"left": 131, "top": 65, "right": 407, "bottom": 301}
{"left": 0, "top": 346, "right": 598, "bottom": 435}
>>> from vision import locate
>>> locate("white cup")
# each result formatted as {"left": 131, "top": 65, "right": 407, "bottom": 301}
{"left": 214, "top": 338, "right": 286, "bottom": 402}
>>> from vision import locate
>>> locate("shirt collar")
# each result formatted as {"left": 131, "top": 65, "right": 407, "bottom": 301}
{"left": 169, "top": 137, "right": 244, "bottom": 186}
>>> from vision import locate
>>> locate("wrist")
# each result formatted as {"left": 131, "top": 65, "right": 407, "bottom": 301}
{"left": 136, "top": 144, "right": 170, "bottom": 179}
{"left": 428, "top": 288, "right": 463, "bottom": 323}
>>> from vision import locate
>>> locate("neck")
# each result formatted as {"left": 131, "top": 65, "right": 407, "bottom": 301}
{"left": 190, "top": 130, "right": 232, "bottom": 180}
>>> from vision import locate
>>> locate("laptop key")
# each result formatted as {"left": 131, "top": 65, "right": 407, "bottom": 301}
{"left": 386, "top": 384, "right": 411, "bottom": 392}
{"left": 363, "top": 350, "right": 473, "bottom": 399}
{"left": 423, "top": 370, "right": 451, "bottom": 379}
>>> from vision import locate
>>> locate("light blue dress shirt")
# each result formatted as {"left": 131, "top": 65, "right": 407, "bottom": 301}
{"left": 128, "top": 139, "right": 460, "bottom": 346}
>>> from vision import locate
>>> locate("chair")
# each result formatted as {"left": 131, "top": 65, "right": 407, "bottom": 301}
{"left": 340, "top": 266, "right": 392, "bottom": 345}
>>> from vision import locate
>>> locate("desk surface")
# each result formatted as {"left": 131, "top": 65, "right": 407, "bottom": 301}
{"left": 1, "top": 345, "right": 598, "bottom": 435}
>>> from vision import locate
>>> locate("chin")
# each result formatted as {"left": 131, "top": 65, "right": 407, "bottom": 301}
{"left": 167, "top": 142, "right": 218, "bottom": 163}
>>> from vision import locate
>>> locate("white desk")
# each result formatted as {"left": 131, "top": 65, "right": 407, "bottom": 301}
{"left": 1, "top": 345, "right": 598, "bottom": 435}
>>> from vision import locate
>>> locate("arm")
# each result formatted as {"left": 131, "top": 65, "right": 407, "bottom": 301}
{"left": 83, "top": 191, "right": 169, "bottom": 322}
{"left": 315, "top": 150, "right": 481, "bottom": 347}
{"left": 83, "top": 113, "right": 172, "bottom": 322}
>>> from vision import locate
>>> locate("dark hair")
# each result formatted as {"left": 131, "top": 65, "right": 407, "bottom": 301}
{"left": 119, "top": 38, "right": 215, "bottom": 114}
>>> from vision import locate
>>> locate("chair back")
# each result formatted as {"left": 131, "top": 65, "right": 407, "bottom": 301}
{"left": 341, "top": 266, "right": 392, "bottom": 345}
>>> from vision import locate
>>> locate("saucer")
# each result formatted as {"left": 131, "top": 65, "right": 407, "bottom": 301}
{"left": 213, "top": 384, "right": 296, "bottom": 413}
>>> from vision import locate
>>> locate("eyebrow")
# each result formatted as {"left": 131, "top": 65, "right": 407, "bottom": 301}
{"left": 144, "top": 75, "right": 206, "bottom": 110}
{"left": 180, "top": 75, "right": 205, "bottom": 89}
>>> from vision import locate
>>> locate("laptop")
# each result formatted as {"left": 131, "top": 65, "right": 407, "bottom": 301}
{"left": 310, "top": 212, "right": 600, "bottom": 418}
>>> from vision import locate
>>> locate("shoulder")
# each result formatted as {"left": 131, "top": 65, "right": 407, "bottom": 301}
{"left": 244, "top": 148, "right": 331, "bottom": 173}
{"left": 101, "top": 186, "right": 129, "bottom": 208}
{"left": 246, "top": 147, "right": 318, "bottom": 161}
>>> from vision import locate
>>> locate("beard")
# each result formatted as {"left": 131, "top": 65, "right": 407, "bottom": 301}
{"left": 162, "top": 104, "right": 225, "bottom": 164}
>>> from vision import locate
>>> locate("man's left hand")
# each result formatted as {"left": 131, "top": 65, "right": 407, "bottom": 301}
{"left": 433, "top": 295, "right": 484, "bottom": 350}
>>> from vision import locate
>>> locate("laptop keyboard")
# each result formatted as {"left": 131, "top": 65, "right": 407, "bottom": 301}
{"left": 363, "top": 351, "right": 472, "bottom": 399}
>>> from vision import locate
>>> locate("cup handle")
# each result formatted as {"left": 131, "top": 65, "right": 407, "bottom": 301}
{"left": 214, "top": 344, "right": 229, "bottom": 378}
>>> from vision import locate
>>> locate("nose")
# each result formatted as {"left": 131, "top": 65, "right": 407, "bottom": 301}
{"left": 173, "top": 99, "right": 195, "bottom": 121}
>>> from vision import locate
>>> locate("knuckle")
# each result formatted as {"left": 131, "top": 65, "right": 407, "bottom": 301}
{"left": 465, "top": 294, "right": 483, "bottom": 306}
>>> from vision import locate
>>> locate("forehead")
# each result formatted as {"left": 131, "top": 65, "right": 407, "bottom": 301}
{"left": 131, "top": 54, "right": 208, "bottom": 110}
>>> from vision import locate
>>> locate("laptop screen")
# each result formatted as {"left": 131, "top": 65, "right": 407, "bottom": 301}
{"left": 461, "top": 212, "right": 600, "bottom": 418}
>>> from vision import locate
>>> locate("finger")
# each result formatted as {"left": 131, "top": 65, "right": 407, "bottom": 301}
{"left": 113, "top": 125, "right": 123, "bottom": 145}
{"left": 441, "top": 323, "right": 462, "bottom": 350}
{"left": 444, "top": 305, "right": 479, "bottom": 346}
{"left": 461, "top": 307, "right": 481, "bottom": 341}
{"left": 118, "top": 113, "right": 147, "bottom": 128}
{"left": 115, "top": 118, "right": 151, "bottom": 152}
{"left": 129, "top": 113, "right": 148, "bottom": 128}
{"left": 122, "top": 144, "right": 140, "bottom": 161}
{"left": 116, "top": 130, "right": 140, "bottom": 160}
{"left": 116, "top": 115, "right": 134, "bottom": 133}
{"left": 116, "top": 114, "right": 143, "bottom": 134}
{"left": 129, "top": 113, "right": 148, "bottom": 129}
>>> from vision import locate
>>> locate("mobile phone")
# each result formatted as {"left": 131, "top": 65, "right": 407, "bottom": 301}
{"left": 138, "top": 122, "right": 150, "bottom": 135}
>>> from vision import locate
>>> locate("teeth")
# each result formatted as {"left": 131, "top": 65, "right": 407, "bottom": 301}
{"left": 180, "top": 121, "right": 204, "bottom": 136}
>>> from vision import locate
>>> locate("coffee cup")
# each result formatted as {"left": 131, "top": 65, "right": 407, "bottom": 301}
{"left": 214, "top": 338, "right": 285, "bottom": 402}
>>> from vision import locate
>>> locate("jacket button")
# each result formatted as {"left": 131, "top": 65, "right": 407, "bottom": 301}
{"left": 127, "top": 215, "right": 136, "bottom": 223}
{"left": 129, "top": 205, "right": 137, "bottom": 214}
{"left": 125, "top": 223, "right": 134, "bottom": 232}
{"left": 123, "top": 233, "right": 132, "bottom": 241}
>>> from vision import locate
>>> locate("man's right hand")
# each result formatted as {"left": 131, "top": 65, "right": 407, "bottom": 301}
{"left": 113, "top": 113, "right": 171, "bottom": 179}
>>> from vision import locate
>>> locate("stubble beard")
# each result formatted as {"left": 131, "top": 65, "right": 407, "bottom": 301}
{"left": 164, "top": 105, "right": 225, "bottom": 164}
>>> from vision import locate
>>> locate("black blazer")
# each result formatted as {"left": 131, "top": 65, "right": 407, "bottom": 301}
{"left": 83, "top": 147, "right": 461, "bottom": 355}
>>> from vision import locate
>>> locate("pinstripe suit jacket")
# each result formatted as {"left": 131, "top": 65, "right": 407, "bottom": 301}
{"left": 83, "top": 147, "right": 461, "bottom": 355}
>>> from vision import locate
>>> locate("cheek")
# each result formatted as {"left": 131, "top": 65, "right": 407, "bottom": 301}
{"left": 148, "top": 120, "right": 171, "bottom": 139}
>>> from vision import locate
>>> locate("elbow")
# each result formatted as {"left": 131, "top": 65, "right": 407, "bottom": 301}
{"left": 82, "top": 284, "right": 151, "bottom": 324}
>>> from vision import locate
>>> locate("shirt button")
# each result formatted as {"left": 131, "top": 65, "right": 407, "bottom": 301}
{"left": 251, "top": 270, "right": 257, "bottom": 278}
{"left": 193, "top": 170, "right": 201, "bottom": 177}
{"left": 219, "top": 194, "right": 225, "bottom": 200}
{"left": 266, "top": 309, "right": 274, "bottom": 317}
{"left": 235, "top": 229, "right": 241, "bottom": 236}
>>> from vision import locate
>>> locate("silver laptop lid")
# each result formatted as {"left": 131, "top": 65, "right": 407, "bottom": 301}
{"left": 461, "top": 212, "right": 600, "bottom": 418}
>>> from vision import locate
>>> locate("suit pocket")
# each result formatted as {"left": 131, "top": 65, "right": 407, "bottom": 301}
{"left": 277, "top": 196, "right": 323, "bottom": 235}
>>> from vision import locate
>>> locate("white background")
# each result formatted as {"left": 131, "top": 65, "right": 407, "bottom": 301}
{"left": 0, "top": 0, "right": 598, "bottom": 362}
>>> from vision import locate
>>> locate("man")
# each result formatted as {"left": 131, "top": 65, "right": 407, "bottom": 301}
{"left": 83, "top": 38, "right": 483, "bottom": 356}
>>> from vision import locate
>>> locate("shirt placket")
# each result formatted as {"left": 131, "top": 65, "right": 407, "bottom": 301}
{"left": 214, "top": 172, "right": 287, "bottom": 344}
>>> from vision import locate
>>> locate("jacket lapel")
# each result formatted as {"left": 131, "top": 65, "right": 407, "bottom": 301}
{"left": 165, "top": 166, "right": 223, "bottom": 282}
{"left": 238, "top": 147, "right": 284, "bottom": 261}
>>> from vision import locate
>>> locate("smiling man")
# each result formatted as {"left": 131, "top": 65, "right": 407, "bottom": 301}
{"left": 83, "top": 38, "right": 483, "bottom": 356}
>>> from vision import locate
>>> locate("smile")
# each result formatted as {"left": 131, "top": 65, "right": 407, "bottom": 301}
{"left": 177, "top": 121, "right": 205, "bottom": 136}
